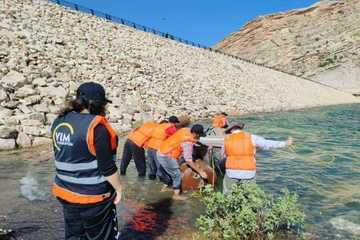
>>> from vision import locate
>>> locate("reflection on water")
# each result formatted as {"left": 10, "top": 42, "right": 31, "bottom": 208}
{"left": 120, "top": 198, "right": 173, "bottom": 239}
{"left": 0, "top": 104, "right": 359, "bottom": 239}
{"left": 20, "top": 175, "right": 47, "bottom": 201}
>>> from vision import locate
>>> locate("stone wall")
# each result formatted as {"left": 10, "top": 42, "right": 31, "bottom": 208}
{"left": 0, "top": 0, "right": 358, "bottom": 150}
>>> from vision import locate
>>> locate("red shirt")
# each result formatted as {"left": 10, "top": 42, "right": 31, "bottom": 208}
{"left": 165, "top": 125, "right": 177, "bottom": 137}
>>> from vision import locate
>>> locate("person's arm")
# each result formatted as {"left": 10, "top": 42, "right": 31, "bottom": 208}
{"left": 94, "top": 125, "right": 123, "bottom": 204}
{"left": 181, "top": 142, "right": 207, "bottom": 179}
{"left": 104, "top": 173, "right": 122, "bottom": 204}
{"left": 251, "top": 134, "right": 292, "bottom": 150}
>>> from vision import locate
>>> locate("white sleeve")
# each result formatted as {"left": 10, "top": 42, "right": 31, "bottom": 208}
{"left": 251, "top": 134, "right": 286, "bottom": 150}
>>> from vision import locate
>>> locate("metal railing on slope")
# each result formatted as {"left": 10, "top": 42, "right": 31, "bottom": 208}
{"left": 48, "top": 0, "right": 344, "bottom": 92}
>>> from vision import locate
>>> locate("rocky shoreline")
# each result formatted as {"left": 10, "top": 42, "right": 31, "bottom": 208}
{"left": 0, "top": 0, "right": 358, "bottom": 150}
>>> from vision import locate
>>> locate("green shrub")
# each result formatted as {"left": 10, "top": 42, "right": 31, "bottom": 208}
{"left": 195, "top": 182, "right": 305, "bottom": 240}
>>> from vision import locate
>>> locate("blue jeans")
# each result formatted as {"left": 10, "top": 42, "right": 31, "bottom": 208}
{"left": 157, "top": 153, "right": 182, "bottom": 190}
{"left": 147, "top": 148, "right": 159, "bottom": 178}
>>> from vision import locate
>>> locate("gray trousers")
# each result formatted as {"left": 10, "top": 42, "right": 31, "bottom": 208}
{"left": 157, "top": 153, "right": 182, "bottom": 190}
{"left": 222, "top": 174, "right": 255, "bottom": 195}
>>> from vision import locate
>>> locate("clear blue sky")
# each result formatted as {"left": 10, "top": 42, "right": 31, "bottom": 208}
{"left": 67, "top": 0, "right": 318, "bottom": 46}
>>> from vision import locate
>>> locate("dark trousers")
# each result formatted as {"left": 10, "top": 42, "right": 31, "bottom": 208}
{"left": 60, "top": 195, "right": 119, "bottom": 240}
{"left": 120, "top": 139, "right": 146, "bottom": 176}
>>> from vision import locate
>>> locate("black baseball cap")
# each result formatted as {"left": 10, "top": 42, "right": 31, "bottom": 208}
{"left": 168, "top": 116, "right": 180, "bottom": 123}
{"left": 191, "top": 124, "right": 206, "bottom": 137}
{"left": 76, "top": 82, "right": 112, "bottom": 104}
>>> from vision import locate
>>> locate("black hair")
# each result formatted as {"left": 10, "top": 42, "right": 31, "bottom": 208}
{"left": 224, "top": 123, "right": 245, "bottom": 134}
{"left": 58, "top": 97, "right": 106, "bottom": 117}
{"left": 159, "top": 120, "right": 169, "bottom": 124}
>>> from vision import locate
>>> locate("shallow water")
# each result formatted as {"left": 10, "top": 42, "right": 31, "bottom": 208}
{"left": 0, "top": 104, "right": 359, "bottom": 239}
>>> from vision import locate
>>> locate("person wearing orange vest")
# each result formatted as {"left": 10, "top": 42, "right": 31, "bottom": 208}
{"left": 120, "top": 120, "right": 158, "bottom": 177}
{"left": 206, "top": 112, "right": 229, "bottom": 136}
{"left": 146, "top": 116, "right": 179, "bottom": 180}
{"left": 157, "top": 124, "right": 207, "bottom": 200}
{"left": 212, "top": 112, "right": 229, "bottom": 129}
{"left": 51, "top": 82, "right": 123, "bottom": 240}
{"left": 221, "top": 124, "right": 293, "bottom": 193}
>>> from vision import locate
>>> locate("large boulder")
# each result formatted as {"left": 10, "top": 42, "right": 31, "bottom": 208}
{"left": 0, "top": 87, "right": 8, "bottom": 102}
{"left": 15, "top": 85, "right": 38, "bottom": 98}
{"left": 22, "top": 126, "right": 46, "bottom": 137}
{"left": 21, "top": 95, "right": 42, "bottom": 106}
{"left": 0, "top": 28, "right": 17, "bottom": 42}
{"left": 0, "top": 138, "right": 16, "bottom": 150}
{"left": 21, "top": 119, "right": 43, "bottom": 127}
{"left": 1, "top": 71, "right": 27, "bottom": 88}
{"left": 1, "top": 100, "right": 20, "bottom": 110}
{"left": 33, "top": 103, "right": 50, "bottom": 113}
{"left": 0, "top": 126, "right": 18, "bottom": 139}
{"left": 18, "top": 104, "right": 33, "bottom": 114}
{"left": 32, "top": 78, "right": 47, "bottom": 87}
{"left": 16, "top": 131, "right": 32, "bottom": 148}
{"left": 32, "top": 137, "right": 52, "bottom": 147}
{"left": 0, "top": 107, "right": 12, "bottom": 119}
{"left": 40, "top": 86, "right": 67, "bottom": 98}
{"left": 29, "top": 112, "right": 46, "bottom": 124}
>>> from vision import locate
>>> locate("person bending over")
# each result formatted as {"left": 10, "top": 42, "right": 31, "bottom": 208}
{"left": 120, "top": 120, "right": 158, "bottom": 177}
{"left": 157, "top": 124, "right": 207, "bottom": 200}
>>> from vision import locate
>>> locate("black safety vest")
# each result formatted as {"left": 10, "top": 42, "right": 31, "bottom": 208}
{"left": 51, "top": 112, "right": 118, "bottom": 202}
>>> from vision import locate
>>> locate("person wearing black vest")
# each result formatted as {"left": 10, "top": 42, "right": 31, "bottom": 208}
{"left": 51, "top": 82, "right": 123, "bottom": 240}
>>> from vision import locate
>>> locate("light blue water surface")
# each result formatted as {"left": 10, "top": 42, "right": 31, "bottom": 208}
{"left": 0, "top": 104, "right": 359, "bottom": 239}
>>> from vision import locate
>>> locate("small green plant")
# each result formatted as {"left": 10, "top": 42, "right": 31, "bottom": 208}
{"left": 194, "top": 183, "right": 305, "bottom": 240}
{"left": 319, "top": 55, "right": 337, "bottom": 67}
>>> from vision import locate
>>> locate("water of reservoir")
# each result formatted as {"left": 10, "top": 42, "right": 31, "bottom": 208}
{"left": 0, "top": 104, "right": 359, "bottom": 240}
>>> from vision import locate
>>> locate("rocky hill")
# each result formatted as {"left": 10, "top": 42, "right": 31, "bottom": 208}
{"left": 0, "top": 0, "right": 358, "bottom": 150}
{"left": 215, "top": 0, "right": 360, "bottom": 94}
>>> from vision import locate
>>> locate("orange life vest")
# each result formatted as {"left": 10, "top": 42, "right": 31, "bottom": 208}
{"left": 87, "top": 116, "right": 118, "bottom": 156}
{"left": 128, "top": 121, "right": 157, "bottom": 147}
{"left": 212, "top": 115, "right": 227, "bottom": 128}
{"left": 146, "top": 123, "right": 174, "bottom": 150}
{"left": 159, "top": 128, "right": 196, "bottom": 160}
{"left": 224, "top": 131, "right": 256, "bottom": 171}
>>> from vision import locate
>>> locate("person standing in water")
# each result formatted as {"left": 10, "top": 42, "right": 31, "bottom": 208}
{"left": 51, "top": 82, "right": 123, "bottom": 240}
{"left": 208, "top": 112, "right": 229, "bottom": 136}
{"left": 120, "top": 120, "right": 158, "bottom": 177}
{"left": 157, "top": 124, "right": 208, "bottom": 200}
{"left": 212, "top": 112, "right": 229, "bottom": 129}
{"left": 221, "top": 124, "right": 293, "bottom": 193}
{"left": 146, "top": 116, "right": 180, "bottom": 180}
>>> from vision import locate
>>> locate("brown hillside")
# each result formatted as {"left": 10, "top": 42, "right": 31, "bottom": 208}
{"left": 215, "top": 0, "right": 360, "bottom": 94}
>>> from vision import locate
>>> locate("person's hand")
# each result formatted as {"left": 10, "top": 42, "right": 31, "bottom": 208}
{"left": 113, "top": 189, "right": 122, "bottom": 205}
{"left": 199, "top": 171, "right": 208, "bottom": 179}
{"left": 286, "top": 137, "right": 293, "bottom": 147}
